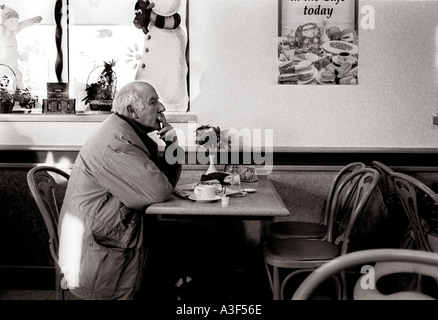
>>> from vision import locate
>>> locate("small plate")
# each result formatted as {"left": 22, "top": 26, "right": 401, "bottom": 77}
{"left": 297, "top": 66, "right": 318, "bottom": 85}
{"left": 322, "top": 41, "right": 358, "bottom": 55}
{"left": 316, "top": 70, "right": 336, "bottom": 85}
{"left": 332, "top": 55, "right": 357, "bottom": 67}
{"left": 241, "top": 188, "right": 257, "bottom": 193}
{"left": 188, "top": 195, "right": 221, "bottom": 202}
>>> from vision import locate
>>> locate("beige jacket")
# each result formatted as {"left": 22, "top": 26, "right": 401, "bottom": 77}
{"left": 58, "top": 114, "right": 181, "bottom": 300}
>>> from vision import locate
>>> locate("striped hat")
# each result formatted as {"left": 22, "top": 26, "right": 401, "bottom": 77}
{"left": 1, "top": 5, "right": 19, "bottom": 23}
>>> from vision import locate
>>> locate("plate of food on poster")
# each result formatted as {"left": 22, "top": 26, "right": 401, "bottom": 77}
{"left": 322, "top": 40, "right": 358, "bottom": 56}
{"left": 277, "top": 21, "right": 359, "bottom": 85}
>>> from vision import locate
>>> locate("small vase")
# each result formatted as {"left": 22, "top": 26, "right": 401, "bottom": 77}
{"left": 206, "top": 153, "right": 218, "bottom": 175}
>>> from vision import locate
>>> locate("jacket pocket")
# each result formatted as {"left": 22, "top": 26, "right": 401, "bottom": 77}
{"left": 80, "top": 235, "right": 133, "bottom": 298}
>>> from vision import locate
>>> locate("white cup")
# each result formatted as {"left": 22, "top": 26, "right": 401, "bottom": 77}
{"left": 194, "top": 184, "right": 216, "bottom": 200}
{"left": 337, "top": 51, "right": 351, "bottom": 63}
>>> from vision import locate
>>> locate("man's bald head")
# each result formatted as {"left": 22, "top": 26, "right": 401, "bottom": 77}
{"left": 112, "top": 81, "right": 156, "bottom": 116}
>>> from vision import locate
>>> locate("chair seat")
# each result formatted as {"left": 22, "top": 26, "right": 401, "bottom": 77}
{"left": 263, "top": 238, "right": 340, "bottom": 268}
{"left": 269, "top": 221, "right": 327, "bottom": 239}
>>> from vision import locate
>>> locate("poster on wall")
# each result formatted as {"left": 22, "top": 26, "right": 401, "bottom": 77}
{"left": 277, "top": 0, "right": 358, "bottom": 85}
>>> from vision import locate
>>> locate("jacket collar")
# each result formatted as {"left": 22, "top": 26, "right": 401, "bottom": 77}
{"left": 113, "top": 113, "right": 159, "bottom": 159}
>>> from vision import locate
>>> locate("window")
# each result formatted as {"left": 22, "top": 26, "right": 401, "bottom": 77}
{"left": 0, "top": 0, "right": 59, "bottom": 100}
{"left": 0, "top": 0, "right": 189, "bottom": 113}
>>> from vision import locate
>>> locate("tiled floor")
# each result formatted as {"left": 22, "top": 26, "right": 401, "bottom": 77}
{"left": 0, "top": 267, "right": 273, "bottom": 301}
{"left": 0, "top": 267, "right": 81, "bottom": 300}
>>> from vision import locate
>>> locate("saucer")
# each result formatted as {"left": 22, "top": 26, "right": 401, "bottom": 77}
{"left": 188, "top": 195, "right": 221, "bottom": 202}
{"left": 332, "top": 55, "right": 356, "bottom": 66}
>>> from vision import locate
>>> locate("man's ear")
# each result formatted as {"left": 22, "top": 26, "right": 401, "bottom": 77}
{"left": 127, "top": 105, "right": 138, "bottom": 119}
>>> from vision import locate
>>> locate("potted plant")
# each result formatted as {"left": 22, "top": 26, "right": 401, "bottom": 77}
{"left": 14, "top": 88, "right": 38, "bottom": 109}
{"left": 0, "top": 87, "right": 14, "bottom": 113}
{"left": 195, "top": 124, "right": 231, "bottom": 174}
{"left": 0, "top": 73, "right": 15, "bottom": 113}
{"left": 82, "top": 59, "right": 117, "bottom": 113}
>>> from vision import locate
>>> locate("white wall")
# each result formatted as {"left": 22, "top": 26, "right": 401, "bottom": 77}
{"left": 189, "top": 0, "right": 438, "bottom": 149}
{"left": 3, "top": 0, "right": 438, "bottom": 150}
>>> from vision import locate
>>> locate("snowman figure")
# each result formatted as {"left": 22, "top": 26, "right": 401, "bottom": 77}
{"left": 133, "top": 0, "right": 188, "bottom": 112}
{"left": 0, "top": 4, "right": 42, "bottom": 89}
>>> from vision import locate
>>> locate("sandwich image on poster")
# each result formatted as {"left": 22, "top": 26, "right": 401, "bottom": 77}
{"left": 277, "top": 0, "right": 359, "bottom": 85}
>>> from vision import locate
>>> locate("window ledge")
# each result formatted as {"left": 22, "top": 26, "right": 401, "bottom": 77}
{"left": 0, "top": 111, "right": 197, "bottom": 123}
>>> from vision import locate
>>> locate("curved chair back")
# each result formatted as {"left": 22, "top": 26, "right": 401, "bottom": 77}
{"left": 371, "top": 161, "right": 397, "bottom": 210}
{"left": 27, "top": 166, "right": 70, "bottom": 299}
{"left": 321, "top": 162, "right": 365, "bottom": 226}
{"left": 292, "top": 249, "right": 438, "bottom": 300}
{"left": 371, "top": 161, "right": 409, "bottom": 247}
{"left": 326, "top": 168, "right": 380, "bottom": 255}
{"left": 267, "top": 162, "right": 365, "bottom": 240}
{"left": 27, "top": 166, "right": 70, "bottom": 261}
{"left": 391, "top": 172, "right": 438, "bottom": 252}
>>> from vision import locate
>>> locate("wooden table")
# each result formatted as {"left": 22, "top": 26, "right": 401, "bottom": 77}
{"left": 145, "top": 176, "right": 290, "bottom": 217}
{"left": 144, "top": 175, "right": 290, "bottom": 299}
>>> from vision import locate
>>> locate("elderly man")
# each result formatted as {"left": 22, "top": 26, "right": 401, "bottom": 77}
{"left": 58, "top": 81, "right": 183, "bottom": 300}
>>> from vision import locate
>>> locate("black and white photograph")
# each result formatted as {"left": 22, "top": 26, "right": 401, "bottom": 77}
{"left": 1, "top": 0, "right": 438, "bottom": 317}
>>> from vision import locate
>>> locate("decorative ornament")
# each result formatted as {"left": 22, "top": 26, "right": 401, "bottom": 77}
{"left": 195, "top": 125, "right": 231, "bottom": 175}
{"left": 0, "top": 4, "right": 42, "bottom": 89}
{"left": 133, "top": 0, "right": 189, "bottom": 112}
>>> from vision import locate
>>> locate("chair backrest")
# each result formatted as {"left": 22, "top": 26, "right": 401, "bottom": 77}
{"left": 370, "top": 161, "right": 396, "bottom": 209}
{"left": 391, "top": 172, "right": 438, "bottom": 252}
{"left": 27, "top": 166, "right": 70, "bottom": 263}
{"left": 371, "top": 161, "right": 409, "bottom": 247}
{"left": 321, "top": 162, "right": 365, "bottom": 225}
{"left": 292, "top": 248, "right": 438, "bottom": 300}
{"left": 326, "top": 168, "right": 380, "bottom": 255}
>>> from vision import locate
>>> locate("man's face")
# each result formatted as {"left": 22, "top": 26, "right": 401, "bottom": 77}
{"left": 135, "top": 84, "right": 165, "bottom": 131}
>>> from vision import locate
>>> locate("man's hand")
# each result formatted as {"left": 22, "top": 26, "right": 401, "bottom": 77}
{"left": 33, "top": 16, "right": 43, "bottom": 24}
{"left": 157, "top": 113, "right": 178, "bottom": 145}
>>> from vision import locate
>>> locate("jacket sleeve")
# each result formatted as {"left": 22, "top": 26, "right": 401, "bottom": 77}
{"left": 95, "top": 137, "right": 178, "bottom": 211}
{"left": 156, "top": 143, "right": 184, "bottom": 188}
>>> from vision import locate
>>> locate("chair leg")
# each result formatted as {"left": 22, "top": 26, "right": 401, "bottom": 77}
{"left": 55, "top": 266, "right": 64, "bottom": 300}
{"left": 264, "top": 263, "right": 282, "bottom": 300}
{"left": 333, "top": 273, "right": 343, "bottom": 300}
{"left": 273, "top": 266, "right": 280, "bottom": 300}
{"left": 264, "top": 262, "right": 274, "bottom": 295}
{"left": 281, "top": 269, "right": 312, "bottom": 300}
{"left": 416, "top": 274, "right": 424, "bottom": 292}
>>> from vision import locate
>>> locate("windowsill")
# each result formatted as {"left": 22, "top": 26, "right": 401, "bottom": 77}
{"left": 0, "top": 110, "right": 198, "bottom": 123}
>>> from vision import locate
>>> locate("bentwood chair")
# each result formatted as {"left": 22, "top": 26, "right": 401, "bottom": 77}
{"left": 370, "top": 161, "right": 398, "bottom": 214}
{"left": 292, "top": 248, "right": 438, "bottom": 300}
{"left": 263, "top": 168, "right": 380, "bottom": 300}
{"left": 391, "top": 172, "right": 438, "bottom": 253}
{"left": 370, "top": 161, "right": 409, "bottom": 247}
{"left": 268, "top": 162, "right": 365, "bottom": 240}
{"left": 391, "top": 172, "right": 438, "bottom": 292}
{"left": 27, "top": 166, "right": 70, "bottom": 300}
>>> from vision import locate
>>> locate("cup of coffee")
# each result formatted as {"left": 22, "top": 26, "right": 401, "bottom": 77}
{"left": 194, "top": 184, "right": 216, "bottom": 200}
{"left": 337, "top": 51, "right": 351, "bottom": 63}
